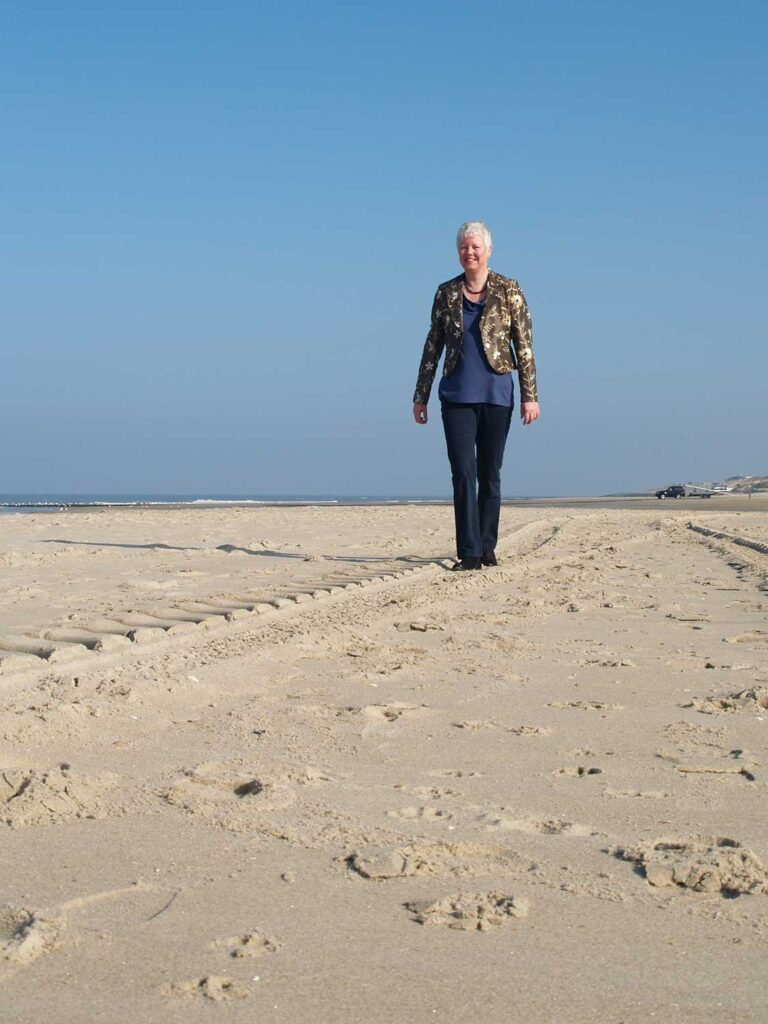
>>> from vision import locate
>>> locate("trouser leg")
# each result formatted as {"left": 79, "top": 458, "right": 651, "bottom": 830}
{"left": 441, "top": 402, "right": 481, "bottom": 559}
{"left": 476, "top": 403, "right": 513, "bottom": 554}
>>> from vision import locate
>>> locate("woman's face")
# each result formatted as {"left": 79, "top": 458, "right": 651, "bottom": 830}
{"left": 457, "top": 235, "right": 490, "bottom": 274}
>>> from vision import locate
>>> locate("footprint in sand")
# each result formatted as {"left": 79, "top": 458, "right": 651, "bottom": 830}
{"left": 404, "top": 891, "right": 529, "bottom": 930}
{"left": 605, "top": 788, "right": 670, "bottom": 800}
{"left": 0, "top": 905, "right": 64, "bottom": 970}
{"left": 609, "top": 836, "right": 768, "bottom": 895}
{"left": 0, "top": 697, "right": 124, "bottom": 746}
{"left": 361, "top": 703, "right": 429, "bottom": 722}
{"left": 452, "top": 719, "right": 497, "bottom": 731}
{"left": 724, "top": 630, "right": 768, "bottom": 646}
{"left": 489, "top": 635, "right": 521, "bottom": 655}
{"left": 505, "top": 724, "right": 553, "bottom": 736}
{"left": 548, "top": 701, "right": 622, "bottom": 713}
{"left": 682, "top": 687, "right": 768, "bottom": 715}
{"left": 346, "top": 841, "right": 530, "bottom": 880}
{"left": 1, "top": 765, "right": 128, "bottom": 829}
{"left": 211, "top": 930, "right": 280, "bottom": 958}
{"left": 394, "top": 784, "right": 461, "bottom": 799}
{"left": 556, "top": 766, "right": 604, "bottom": 778}
{"left": 477, "top": 812, "right": 598, "bottom": 836}
{"left": 163, "top": 761, "right": 295, "bottom": 831}
{"left": 164, "top": 976, "right": 250, "bottom": 1001}
{"left": 428, "top": 769, "right": 484, "bottom": 779}
{"left": 396, "top": 618, "right": 445, "bottom": 633}
{"left": 584, "top": 657, "right": 636, "bottom": 668}
{"left": 387, "top": 805, "right": 454, "bottom": 822}
{"left": 663, "top": 721, "right": 728, "bottom": 750}
{"left": 356, "top": 703, "right": 430, "bottom": 736}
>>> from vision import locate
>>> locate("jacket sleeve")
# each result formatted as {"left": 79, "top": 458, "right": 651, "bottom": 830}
{"left": 509, "top": 280, "right": 538, "bottom": 404}
{"left": 412, "top": 287, "right": 446, "bottom": 405}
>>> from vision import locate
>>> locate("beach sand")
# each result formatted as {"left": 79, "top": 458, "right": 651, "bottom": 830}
{"left": 1, "top": 502, "right": 767, "bottom": 1023}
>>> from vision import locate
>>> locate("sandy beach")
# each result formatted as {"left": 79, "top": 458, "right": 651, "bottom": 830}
{"left": 1, "top": 501, "right": 767, "bottom": 1023}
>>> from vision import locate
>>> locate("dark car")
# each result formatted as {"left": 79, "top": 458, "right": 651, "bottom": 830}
{"left": 656, "top": 485, "right": 686, "bottom": 499}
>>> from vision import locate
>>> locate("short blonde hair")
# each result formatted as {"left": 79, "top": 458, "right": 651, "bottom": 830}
{"left": 456, "top": 221, "right": 492, "bottom": 251}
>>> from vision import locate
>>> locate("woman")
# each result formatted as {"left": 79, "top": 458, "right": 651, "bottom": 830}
{"left": 413, "top": 221, "right": 539, "bottom": 570}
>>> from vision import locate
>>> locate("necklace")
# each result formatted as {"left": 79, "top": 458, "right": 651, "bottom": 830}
{"left": 463, "top": 275, "right": 488, "bottom": 295}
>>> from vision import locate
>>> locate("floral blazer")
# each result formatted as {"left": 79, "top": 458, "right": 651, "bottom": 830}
{"left": 413, "top": 270, "right": 538, "bottom": 406}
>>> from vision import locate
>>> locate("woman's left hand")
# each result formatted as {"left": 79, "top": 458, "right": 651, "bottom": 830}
{"left": 521, "top": 401, "right": 540, "bottom": 425}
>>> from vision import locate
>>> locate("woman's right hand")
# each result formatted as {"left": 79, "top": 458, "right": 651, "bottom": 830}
{"left": 413, "top": 403, "right": 428, "bottom": 425}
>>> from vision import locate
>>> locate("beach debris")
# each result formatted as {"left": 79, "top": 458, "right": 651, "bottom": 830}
{"left": 609, "top": 837, "right": 768, "bottom": 895}
{"left": 405, "top": 891, "right": 529, "bottom": 930}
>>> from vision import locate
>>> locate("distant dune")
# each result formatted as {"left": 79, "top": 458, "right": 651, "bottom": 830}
{"left": 724, "top": 475, "right": 768, "bottom": 493}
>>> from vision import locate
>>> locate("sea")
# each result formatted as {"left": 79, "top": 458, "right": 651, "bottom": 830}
{"left": 0, "top": 493, "right": 456, "bottom": 515}
{"left": 2, "top": 493, "right": 713, "bottom": 516}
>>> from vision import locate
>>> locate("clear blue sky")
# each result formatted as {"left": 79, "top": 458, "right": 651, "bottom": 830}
{"left": 2, "top": 1, "right": 766, "bottom": 496}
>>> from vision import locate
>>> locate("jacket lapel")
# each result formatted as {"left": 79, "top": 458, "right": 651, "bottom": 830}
{"left": 445, "top": 275, "right": 463, "bottom": 334}
{"left": 480, "top": 270, "right": 503, "bottom": 332}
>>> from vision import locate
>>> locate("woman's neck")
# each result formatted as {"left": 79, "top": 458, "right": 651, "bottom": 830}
{"left": 463, "top": 268, "right": 488, "bottom": 291}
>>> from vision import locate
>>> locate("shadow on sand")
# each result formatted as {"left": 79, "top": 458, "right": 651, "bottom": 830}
{"left": 42, "top": 539, "right": 445, "bottom": 567}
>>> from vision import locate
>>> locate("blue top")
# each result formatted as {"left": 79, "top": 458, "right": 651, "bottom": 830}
{"left": 438, "top": 296, "right": 514, "bottom": 406}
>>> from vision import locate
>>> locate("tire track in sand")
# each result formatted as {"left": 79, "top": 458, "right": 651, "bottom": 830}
{"left": 0, "top": 520, "right": 563, "bottom": 688}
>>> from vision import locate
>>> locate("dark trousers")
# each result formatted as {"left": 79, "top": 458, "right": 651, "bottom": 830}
{"left": 441, "top": 401, "right": 513, "bottom": 559}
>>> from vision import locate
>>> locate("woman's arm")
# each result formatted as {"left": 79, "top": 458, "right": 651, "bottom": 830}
{"left": 509, "top": 280, "right": 538, "bottom": 407}
{"left": 412, "top": 287, "right": 447, "bottom": 408}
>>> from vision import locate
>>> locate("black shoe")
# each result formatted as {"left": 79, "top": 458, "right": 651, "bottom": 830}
{"left": 451, "top": 557, "right": 483, "bottom": 571}
{"left": 481, "top": 550, "right": 498, "bottom": 566}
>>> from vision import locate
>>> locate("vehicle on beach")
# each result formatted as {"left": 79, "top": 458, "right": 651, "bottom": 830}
{"left": 686, "top": 483, "right": 730, "bottom": 497}
{"left": 656, "top": 485, "right": 686, "bottom": 499}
